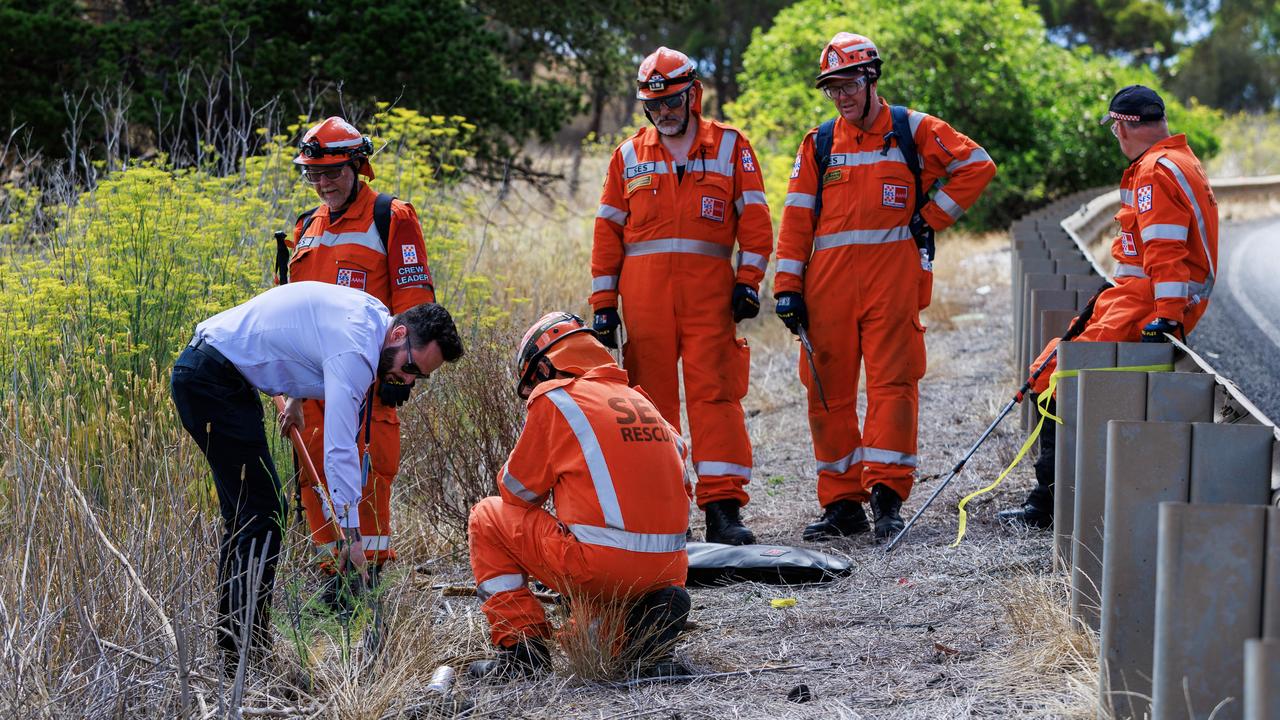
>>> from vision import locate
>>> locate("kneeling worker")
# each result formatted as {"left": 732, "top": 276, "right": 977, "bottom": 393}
{"left": 171, "top": 282, "right": 463, "bottom": 669}
{"left": 468, "top": 312, "right": 691, "bottom": 679}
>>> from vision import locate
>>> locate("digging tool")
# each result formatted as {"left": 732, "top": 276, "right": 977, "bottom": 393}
{"left": 796, "top": 326, "right": 828, "bottom": 412}
{"left": 885, "top": 282, "right": 1110, "bottom": 551}
{"left": 273, "top": 395, "right": 340, "bottom": 522}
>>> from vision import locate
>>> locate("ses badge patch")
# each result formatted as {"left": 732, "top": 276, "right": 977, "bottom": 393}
{"left": 1137, "top": 184, "right": 1153, "bottom": 213}
{"left": 336, "top": 268, "right": 367, "bottom": 290}
{"left": 790, "top": 152, "right": 803, "bottom": 179}
{"left": 700, "top": 196, "right": 726, "bottom": 222}
{"left": 401, "top": 244, "right": 419, "bottom": 265}
{"left": 882, "top": 183, "right": 909, "bottom": 209}
{"left": 740, "top": 148, "right": 756, "bottom": 173}
{"left": 1120, "top": 231, "right": 1138, "bottom": 256}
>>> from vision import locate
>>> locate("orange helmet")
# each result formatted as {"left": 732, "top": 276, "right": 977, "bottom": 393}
{"left": 294, "top": 116, "right": 375, "bottom": 179}
{"left": 514, "top": 312, "right": 615, "bottom": 398}
{"left": 636, "top": 47, "right": 703, "bottom": 124}
{"left": 815, "top": 32, "right": 883, "bottom": 87}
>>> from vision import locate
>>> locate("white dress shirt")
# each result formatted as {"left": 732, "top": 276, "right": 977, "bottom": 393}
{"left": 194, "top": 281, "right": 391, "bottom": 527}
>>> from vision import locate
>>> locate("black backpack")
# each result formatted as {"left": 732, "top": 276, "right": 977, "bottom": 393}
{"left": 812, "top": 106, "right": 935, "bottom": 260}
{"left": 275, "top": 192, "right": 395, "bottom": 284}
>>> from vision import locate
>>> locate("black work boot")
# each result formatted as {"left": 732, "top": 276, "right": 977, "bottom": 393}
{"left": 467, "top": 638, "right": 552, "bottom": 681}
{"left": 624, "top": 586, "right": 692, "bottom": 678}
{"left": 704, "top": 500, "right": 756, "bottom": 545}
{"left": 802, "top": 499, "right": 870, "bottom": 541}
{"left": 997, "top": 485, "right": 1054, "bottom": 529}
{"left": 869, "top": 484, "right": 905, "bottom": 540}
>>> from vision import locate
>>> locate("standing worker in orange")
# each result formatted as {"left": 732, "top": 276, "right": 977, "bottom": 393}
{"left": 467, "top": 312, "right": 691, "bottom": 680}
{"left": 774, "top": 33, "right": 996, "bottom": 540}
{"left": 591, "top": 47, "right": 774, "bottom": 545}
{"left": 1001, "top": 85, "right": 1218, "bottom": 528}
{"left": 284, "top": 116, "right": 438, "bottom": 584}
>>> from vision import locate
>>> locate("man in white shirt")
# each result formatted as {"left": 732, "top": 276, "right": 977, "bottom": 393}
{"left": 170, "top": 281, "right": 463, "bottom": 668}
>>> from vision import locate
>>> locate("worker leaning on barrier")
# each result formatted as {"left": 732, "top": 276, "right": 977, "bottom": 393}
{"left": 774, "top": 32, "right": 996, "bottom": 541}
{"left": 285, "top": 116, "right": 438, "bottom": 580}
{"left": 1001, "top": 85, "right": 1219, "bottom": 529}
{"left": 590, "top": 47, "right": 774, "bottom": 546}
{"left": 467, "top": 312, "right": 691, "bottom": 681}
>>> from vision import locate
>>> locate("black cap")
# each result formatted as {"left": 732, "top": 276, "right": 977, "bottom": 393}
{"left": 1100, "top": 85, "right": 1165, "bottom": 126}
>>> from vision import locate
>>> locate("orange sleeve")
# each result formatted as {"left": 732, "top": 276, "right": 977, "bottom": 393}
{"left": 915, "top": 114, "right": 997, "bottom": 232}
{"left": 773, "top": 131, "right": 819, "bottom": 296}
{"left": 1137, "top": 163, "right": 1195, "bottom": 323}
{"left": 386, "top": 201, "right": 436, "bottom": 312}
{"left": 590, "top": 147, "right": 628, "bottom": 311}
{"left": 497, "top": 399, "right": 559, "bottom": 508}
{"left": 731, "top": 132, "right": 773, "bottom": 290}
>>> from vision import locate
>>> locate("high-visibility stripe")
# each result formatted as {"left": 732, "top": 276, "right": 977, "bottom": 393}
{"left": 785, "top": 192, "right": 816, "bottom": 209}
{"left": 933, "top": 189, "right": 964, "bottom": 220}
{"left": 946, "top": 149, "right": 993, "bottom": 174}
{"left": 1120, "top": 188, "right": 1135, "bottom": 207}
{"left": 502, "top": 466, "right": 541, "bottom": 503}
{"left": 300, "top": 222, "right": 384, "bottom": 254}
{"left": 567, "top": 524, "right": 686, "bottom": 553}
{"left": 738, "top": 251, "right": 767, "bottom": 271}
{"left": 695, "top": 461, "right": 752, "bottom": 479}
{"left": 592, "top": 275, "right": 619, "bottom": 293}
{"left": 776, "top": 258, "right": 806, "bottom": 276}
{"left": 1140, "top": 223, "right": 1189, "bottom": 242}
{"left": 476, "top": 573, "right": 526, "bottom": 601}
{"left": 621, "top": 140, "right": 670, "bottom": 177}
{"left": 817, "top": 448, "right": 862, "bottom": 475}
{"left": 840, "top": 41, "right": 875, "bottom": 53}
{"left": 623, "top": 238, "right": 733, "bottom": 259}
{"left": 908, "top": 110, "right": 926, "bottom": 138}
{"left": 324, "top": 137, "right": 364, "bottom": 148}
{"left": 1154, "top": 281, "right": 1190, "bottom": 299}
{"left": 814, "top": 226, "right": 912, "bottom": 251}
{"left": 545, "top": 389, "right": 625, "bottom": 530}
{"left": 1156, "top": 157, "right": 1216, "bottom": 288}
{"left": 734, "top": 190, "right": 768, "bottom": 215}
{"left": 596, "top": 204, "right": 628, "bottom": 226}
{"left": 829, "top": 148, "right": 906, "bottom": 169}
{"left": 862, "top": 446, "right": 918, "bottom": 467}
{"left": 1115, "top": 264, "right": 1147, "bottom": 279}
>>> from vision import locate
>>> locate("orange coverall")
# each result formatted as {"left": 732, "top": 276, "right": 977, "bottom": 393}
{"left": 287, "top": 182, "right": 435, "bottom": 562}
{"left": 775, "top": 100, "right": 996, "bottom": 506}
{"left": 590, "top": 117, "right": 773, "bottom": 509}
{"left": 469, "top": 364, "right": 690, "bottom": 648}
{"left": 1031, "top": 134, "right": 1218, "bottom": 391}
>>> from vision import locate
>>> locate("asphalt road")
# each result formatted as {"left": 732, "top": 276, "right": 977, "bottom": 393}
{"left": 1188, "top": 215, "right": 1280, "bottom": 422}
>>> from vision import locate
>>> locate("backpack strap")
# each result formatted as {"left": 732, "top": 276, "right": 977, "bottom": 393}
{"left": 885, "top": 105, "right": 935, "bottom": 260}
{"left": 373, "top": 192, "right": 395, "bottom": 248}
{"left": 811, "top": 118, "right": 837, "bottom": 218}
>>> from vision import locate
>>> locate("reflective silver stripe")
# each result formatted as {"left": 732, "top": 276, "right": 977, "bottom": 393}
{"left": 325, "top": 136, "right": 364, "bottom": 148}
{"left": 1114, "top": 264, "right": 1148, "bottom": 279}
{"left": 567, "top": 524, "right": 686, "bottom": 553}
{"left": 814, "top": 226, "right": 912, "bottom": 251}
{"left": 476, "top": 573, "right": 526, "bottom": 601}
{"left": 933, "top": 189, "right": 964, "bottom": 220}
{"left": 502, "top": 466, "right": 541, "bottom": 503}
{"left": 734, "top": 190, "right": 768, "bottom": 215}
{"left": 1120, "top": 188, "right": 1135, "bottom": 207}
{"left": 623, "top": 238, "right": 733, "bottom": 259}
{"left": 620, "top": 139, "right": 638, "bottom": 169}
{"left": 596, "top": 204, "right": 628, "bottom": 226}
{"left": 621, "top": 141, "right": 670, "bottom": 177}
{"left": 362, "top": 535, "right": 391, "bottom": 552}
{"left": 717, "top": 130, "right": 738, "bottom": 175}
{"left": 545, "top": 389, "right": 625, "bottom": 530}
{"left": 738, "top": 251, "right": 767, "bottom": 271}
{"left": 817, "top": 448, "right": 862, "bottom": 475}
{"left": 695, "top": 461, "right": 752, "bottom": 479}
{"left": 1154, "top": 281, "right": 1190, "bottom": 299}
{"left": 1140, "top": 223, "right": 1189, "bottom": 242}
{"left": 908, "top": 110, "right": 926, "bottom": 138}
{"left": 840, "top": 41, "right": 875, "bottom": 53}
{"left": 829, "top": 148, "right": 906, "bottom": 168}
{"left": 862, "top": 446, "right": 918, "bottom": 467}
{"left": 776, "top": 258, "right": 806, "bottom": 276}
{"left": 302, "top": 222, "right": 384, "bottom": 254}
{"left": 592, "top": 275, "right": 619, "bottom": 293}
{"left": 1156, "top": 157, "right": 1216, "bottom": 286}
{"left": 785, "top": 192, "right": 816, "bottom": 209}
{"left": 672, "top": 432, "right": 688, "bottom": 458}
{"left": 945, "top": 148, "right": 992, "bottom": 174}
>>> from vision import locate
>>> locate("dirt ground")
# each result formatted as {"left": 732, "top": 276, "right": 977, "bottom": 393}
{"left": 413, "top": 236, "right": 1100, "bottom": 719}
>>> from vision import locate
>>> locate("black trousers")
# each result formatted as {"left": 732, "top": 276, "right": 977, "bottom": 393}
{"left": 171, "top": 341, "right": 283, "bottom": 664}
{"left": 1027, "top": 395, "right": 1056, "bottom": 511}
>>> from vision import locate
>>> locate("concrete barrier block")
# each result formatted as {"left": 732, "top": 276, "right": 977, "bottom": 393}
{"left": 1266, "top": 507, "right": 1280, "bottom": 638}
{"left": 1146, "top": 373, "right": 1215, "bottom": 423}
{"left": 1041, "top": 309, "right": 1078, "bottom": 348}
{"left": 1152, "top": 502, "right": 1267, "bottom": 720}
{"left": 1066, "top": 274, "right": 1106, "bottom": 293}
{"left": 1190, "top": 424, "right": 1274, "bottom": 506}
{"left": 1116, "top": 342, "right": 1175, "bottom": 369}
{"left": 1072, "top": 371, "right": 1148, "bottom": 629}
{"left": 1055, "top": 259, "right": 1096, "bottom": 275}
{"left": 1014, "top": 260, "right": 1058, "bottom": 356}
{"left": 1099, "top": 421, "right": 1192, "bottom": 720}
{"left": 1020, "top": 273, "right": 1068, "bottom": 379}
{"left": 1028, "top": 289, "right": 1080, "bottom": 422}
{"left": 1244, "top": 638, "right": 1280, "bottom": 720}
{"left": 1054, "top": 342, "right": 1118, "bottom": 568}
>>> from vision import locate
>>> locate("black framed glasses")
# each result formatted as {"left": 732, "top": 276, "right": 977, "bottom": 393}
{"left": 399, "top": 339, "right": 430, "bottom": 379}
{"left": 299, "top": 166, "right": 347, "bottom": 184}
{"left": 822, "top": 75, "right": 869, "bottom": 100}
{"left": 643, "top": 93, "right": 687, "bottom": 113}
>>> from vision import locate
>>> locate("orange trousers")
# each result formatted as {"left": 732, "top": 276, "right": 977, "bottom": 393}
{"left": 803, "top": 244, "right": 927, "bottom": 506}
{"left": 620, "top": 258, "right": 752, "bottom": 508}
{"left": 298, "top": 398, "right": 399, "bottom": 564}
{"left": 1029, "top": 277, "right": 1210, "bottom": 394}
{"left": 468, "top": 497, "right": 687, "bottom": 648}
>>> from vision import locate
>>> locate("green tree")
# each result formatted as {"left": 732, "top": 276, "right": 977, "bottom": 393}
{"left": 1167, "top": 0, "right": 1279, "bottom": 112}
{"left": 729, "top": 0, "right": 1221, "bottom": 228}
{"left": 1033, "top": 0, "right": 1186, "bottom": 65}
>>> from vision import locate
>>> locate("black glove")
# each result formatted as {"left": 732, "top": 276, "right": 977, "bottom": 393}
{"left": 774, "top": 292, "right": 807, "bottom": 334}
{"left": 731, "top": 283, "right": 760, "bottom": 323}
{"left": 909, "top": 211, "right": 936, "bottom": 261}
{"left": 1141, "top": 317, "right": 1181, "bottom": 343}
{"left": 593, "top": 307, "right": 621, "bottom": 349}
{"left": 378, "top": 378, "right": 413, "bottom": 407}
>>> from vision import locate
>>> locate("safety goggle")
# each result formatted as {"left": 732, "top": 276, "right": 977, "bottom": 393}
{"left": 399, "top": 339, "right": 430, "bottom": 379}
{"left": 643, "top": 92, "right": 687, "bottom": 113}
{"left": 299, "top": 166, "right": 347, "bottom": 184}
{"left": 821, "top": 74, "right": 870, "bottom": 100}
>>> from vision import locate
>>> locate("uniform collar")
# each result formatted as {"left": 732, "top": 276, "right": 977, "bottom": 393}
{"left": 637, "top": 115, "right": 715, "bottom": 157}
{"left": 836, "top": 98, "right": 893, "bottom": 137}
{"left": 525, "top": 364, "right": 630, "bottom": 405}
{"left": 1129, "top": 133, "right": 1187, "bottom": 167}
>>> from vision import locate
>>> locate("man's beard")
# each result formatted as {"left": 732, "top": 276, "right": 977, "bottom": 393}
{"left": 656, "top": 113, "right": 686, "bottom": 136}
{"left": 376, "top": 345, "right": 399, "bottom": 380}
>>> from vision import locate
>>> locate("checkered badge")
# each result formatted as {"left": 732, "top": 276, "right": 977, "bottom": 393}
{"left": 700, "top": 196, "right": 726, "bottom": 222}
{"left": 1120, "top": 231, "right": 1138, "bottom": 256}
{"left": 1137, "top": 184, "right": 1153, "bottom": 213}
{"left": 827, "top": 50, "right": 840, "bottom": 68}
{"left": 401, "top": 244, "right": 418, "bottom": 265}
{"left": 790, "top": 152, "right": 802, "bottom": 179}
{"left": 740, "top": 148, "right": 756, "bottom": 173}
{"left": 882, "top": 183, "right": 908, "bottom": 209}
{"left": 336, "top": 268, "right": 367, "bottom": 290}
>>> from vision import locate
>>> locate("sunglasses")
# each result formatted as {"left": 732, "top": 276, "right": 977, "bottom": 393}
{"left": 399, "top": 339, "right": 431, "bottom": 379}
{"left": 299, "top": 166, "right": 347, "bottom": 184}
{"left": 643, "top": 93, "right": 687, "bottom": 113}
{"left": 822, "top": 75, "right": 869, "bottom": 100}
